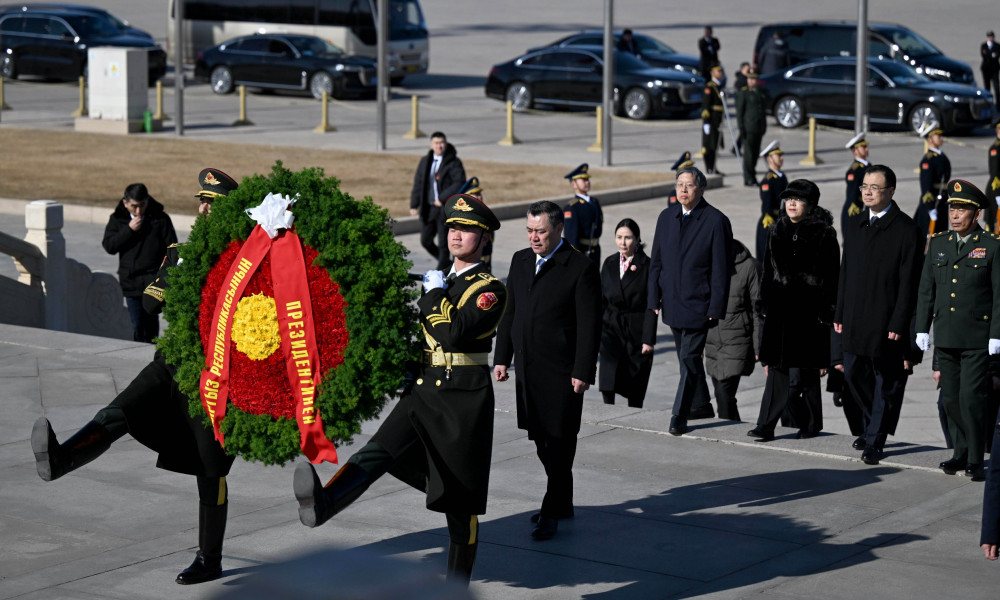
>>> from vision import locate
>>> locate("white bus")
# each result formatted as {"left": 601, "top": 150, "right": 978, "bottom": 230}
{"left": 167, "top": 0, "right": 428, "bottom": 82}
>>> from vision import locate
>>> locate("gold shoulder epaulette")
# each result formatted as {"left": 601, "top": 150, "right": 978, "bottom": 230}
{"left": 767, "top": 172, "right": 777, "bottom": 180}
{"left": 168, "top": 242, "right": 183, "bottom": 249}
{"left": 931, "top": 231, "right": 948, "bottom": 237}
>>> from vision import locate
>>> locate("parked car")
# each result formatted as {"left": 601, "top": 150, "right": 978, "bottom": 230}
{"left": 0, "top": 3, "right": 154, "bottom": 40}
{"left": 194, "top": 33, "right": 377, "bottom": 100}
{"left": 485, "top": 46, "right": 704, "bottom": 120}
{"left": 754, "top": 21, "right": 975, "bottom": 84}
{"left": 536, "top": 29, "right": 701, "bottom": 76}
{"left": 0, "top": 4, "right": 166, "bottom": 83}
{"left": 758, "top": 57, "right": 993, "bottom": 133}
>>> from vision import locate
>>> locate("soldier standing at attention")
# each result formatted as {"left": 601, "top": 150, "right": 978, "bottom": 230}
{"left": 914, "top": 123, "right": 951, "bottom": 239}
{"left": 700, "top": 64, "right": 725, "bottom": 175}
{"left": 735, "top": 68, "right": 766, "bottom": 187}
{"left": 755, "top": 141, "right": 787, "bottom": 262}
{"left": 843, "top": 132, "right": 870, "bottom": 234}
{"left": 985, "top": 118, "right": 1000, "bottom": 233}
{"left": 458, "top": 176, "right": 494, "bottom": 271}
{"left": 562, "top": 163, "right": 603, "bottom": 264}
{"left": 916, "top": 180, "right": 1000, "bottom": 481}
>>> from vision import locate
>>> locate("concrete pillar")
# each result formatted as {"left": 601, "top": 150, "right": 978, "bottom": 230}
{"left": 24, "top": 200, "right": 68, "bottom": 331}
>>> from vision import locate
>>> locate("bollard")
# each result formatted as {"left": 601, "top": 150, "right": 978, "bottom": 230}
{"left": 232, "top": 85, "right": 253, "bottom": 126}
{"left": 402, "top": 95, "right": 425, "bottom": 139}
{"left": 152, "top": 80, "right": 169, "bottom": 120}
{"left": 70, "top": 75, "right": 87, "bottom": 117}
{"left": 0, "top": 76, "right": 10, "bottom": 110}
{"left": 313, "top": 90, "right": 336, "bottom": 133}
{"left": 497, "top": 100, "right": 521, "bottom": 146}
{"left": 587, "top": 106, "right": 603, "bottom": 152}
{"left": 798, "top": 117, "right": 823, "bottom": 166}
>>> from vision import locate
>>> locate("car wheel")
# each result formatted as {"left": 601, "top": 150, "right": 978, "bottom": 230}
{"left": 310, "top": 71, "right": 335, "bottom": 100}
{"left": 210, "top": 66, "right": 234, "bottom": 95}
{"left": 1, "top": 54, "right": 16, "bottom": 79}
{"left": 775, "top": 95, "right": 805, "bottom": 128}
{"left": 623, "top": 88, "right": 652, "bottom": 120}
{"left": 909, "top": 102, "right": 942, "bottom": 134}
{"left": 505, "top": 81, "right": 532, "bottom": 111}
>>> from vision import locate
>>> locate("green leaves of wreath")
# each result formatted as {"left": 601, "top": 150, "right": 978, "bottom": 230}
{"left": 158, "top": 162, "right": 418, "bottom": 465}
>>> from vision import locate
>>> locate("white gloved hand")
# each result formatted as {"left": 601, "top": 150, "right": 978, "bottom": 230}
{"left": 995, "top": 196, "right": 1000, "bottom": 207}
{"left": 990, "top": 339, "right": 1000, "bottom": 355}
{"left": 703, "top": 123, "right": 711, "bottom": 135}
{"left": 422, "top": 270, "right": 446, "bottom": 292}
{"left": 915, "top": 332, "right": 930, "bottom": 351}
{"left": 928, "top": 208, "right": 938, "bottom": 222}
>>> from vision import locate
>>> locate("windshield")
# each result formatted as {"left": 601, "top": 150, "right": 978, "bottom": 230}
{"left": 635, "top": 34, "right": 676, "bottom": 54}
{"left": 64, "top": 15, "right": 120, "bottom": 38}
{"left": 388, "top": 0, "right": 426, "bottom": 40}
{"left": 874, "top": 60, "right": 931, "bottom": 85}
{"left": 614, "top": 51, "right": 651, "bottom": 71}
{"left": 287, "top": 35, "right": 343, "bottom": 57}
{"left": 880, "top": 28, "right": 941, "bottom": 58}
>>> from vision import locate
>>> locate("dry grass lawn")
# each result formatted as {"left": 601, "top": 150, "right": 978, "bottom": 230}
{"left": 0, "top": 128, "right": 668, "bottom": 217}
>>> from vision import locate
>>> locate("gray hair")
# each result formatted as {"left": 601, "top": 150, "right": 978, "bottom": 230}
{"left": 527, "top": 200, "right": 564, "bottom": 227}
{"left": 675, "top": 166, "right": 707, "bottom": 190}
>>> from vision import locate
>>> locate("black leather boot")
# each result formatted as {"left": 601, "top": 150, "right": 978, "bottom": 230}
{"left": 31, "top": 418, "right": 112, "bottom": 481}
{"left": 176, "top": 503, "right": 227, "bottom": 584}
{"left": 294, "top": 462, "right": 372, "bottom": 528}
{"left": 446, "top": 541, "right": 477, "bottom": 585}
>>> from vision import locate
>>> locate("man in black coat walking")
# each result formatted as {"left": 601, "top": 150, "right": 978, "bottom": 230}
{"left": 834, "top": 164, "right": 924, "bottom": 465}
{"left": 981, "top": 31, "right": 1000, "bottom": 108}
{"left": 410, "top": 131, "right": 466, "bottom": 270}
{"left": 494, "top": 200, "right": 602, "bottom": 541}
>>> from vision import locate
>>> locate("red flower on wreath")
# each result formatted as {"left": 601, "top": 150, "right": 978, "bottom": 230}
{"left": 199, "top": 239, "right": 348, "bottom": 419}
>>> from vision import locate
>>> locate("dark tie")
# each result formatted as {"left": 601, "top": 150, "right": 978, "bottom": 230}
{"left": 869, "top": 215, "right": 877, "bottom": 227}
{"left": 446, "top": 272, "right": 457, "bottom": 285}
{"left": 681, "top": 212, "right": 691, "bottom": 225}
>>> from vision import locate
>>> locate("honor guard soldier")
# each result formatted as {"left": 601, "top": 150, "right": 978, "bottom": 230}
{"left": 986, "top": 117, "right": 1000, "bottom": 233}
{"left": 914, "top": 122, "right": 951, "bottom": 238}
{"left": 667, "top": 151, "right": 695, "bottom": 204}
{"left": 562, "top": 163, "right": 604, "bottom": 264}
{"left": 735, "top": 68, "right": 766, "bottom": 186}
{"left": 916, "top": 180, "right": 1000, "bottom": 481}
{"left": 700, "top": 63, "right": 725, "bottom": 174}
{"left": 756, "top": 140, "right": 787, "bottom": 261}
{"left": 294, "top": 194, "right": 506, "bottom": 586}
{"left": 843, "top": 132, "right": 870, "bottom": 233}
{"left": 458, "top": 176, "right": 494, "bottom": 271}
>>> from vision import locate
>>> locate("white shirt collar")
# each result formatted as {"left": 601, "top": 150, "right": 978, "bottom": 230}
{"left": 448, "top": 262, "right": 482, "bottom": 278}
{"left": 536, "top": 239, "right": 564, "bottom": 263}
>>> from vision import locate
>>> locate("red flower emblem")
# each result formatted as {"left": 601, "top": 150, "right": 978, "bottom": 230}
{"left": 476, "top": 292, "right": 498, "bottom": 311}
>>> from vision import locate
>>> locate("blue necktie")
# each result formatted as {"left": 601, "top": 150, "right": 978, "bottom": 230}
{"left": 869, "top": 215, "right": 877, "bottom": 227}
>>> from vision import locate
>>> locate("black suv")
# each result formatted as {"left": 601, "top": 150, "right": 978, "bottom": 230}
{"left": 754, "top": 21, "right": 975, "bottom": 84}
{"left": 0, "top": 5, "right": 167, "bottom": 83}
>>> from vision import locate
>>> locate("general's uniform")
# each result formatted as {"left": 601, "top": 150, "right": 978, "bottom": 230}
{"left": 985, "top": 120, "right": 1000, "bottom": 233}
{"left": 562, "top": 163, "right": 603, "bottom": 264}
{"left": 735, "top": 74, "right": 766, "bottom": 186}
{"left": 914, "top": 146, "right": 951, "bottom": 237}
{"left": 700, "top": 74, "right": 724, "bottom": 174}
{"left": 756, "top": 168, "right": 787, "bottom": 262}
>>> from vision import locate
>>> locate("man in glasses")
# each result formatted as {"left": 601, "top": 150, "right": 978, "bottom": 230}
{"left": 834, "top": 164, "right": 924, "bottom": 465}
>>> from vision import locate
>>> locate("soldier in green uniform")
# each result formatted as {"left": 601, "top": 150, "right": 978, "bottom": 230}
{"left": 562, "top": 163, "right": 603, "bottom": 264}
{"left": 916, "top": 179, "right": 1000, "bottom": 481}
{"left": 735, "top": 68, "right": 766, "bottom": 187}
{"left": 294, "top": 193, "right": 506, "bottom": 586}
{"left": 700, "top": 63, "right": 725, "bottom": 175}
{"left": 31, "top": 168, "right": 241, "bottom": 585}
{"left": 842, "top": 131, "right": 870, "bottom": 234}
{"left": 914, "top": 123, "right": 951, "bottom": 238}
{"left": 755, "top": 140, "right": 787, "bottom": 262}
{"left": 985, "top": 118, "right": 1000, "bottom": 234}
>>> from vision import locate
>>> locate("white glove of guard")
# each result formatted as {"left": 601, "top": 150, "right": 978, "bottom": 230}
{"left": 422, "top": 269, "right": 446, "bottom": 292}
{"left": 928, "top": 208, "right": 938, "bottom": 222}
{"left": 915, "top": 332, "right": 930, "bottom": 352}
{"left": 703, "top": 123, "right": 711, "bottom": 135}
{"left": 995, "top": 196, "right": 1000, "bottom": 207}
{"left": 990, "top": 339, "right": 1000, "bottom": 355}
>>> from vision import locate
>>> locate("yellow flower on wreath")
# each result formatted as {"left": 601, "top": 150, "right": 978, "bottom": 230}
{"left": 231, "top": 293, "right": 281, "bottom": 360}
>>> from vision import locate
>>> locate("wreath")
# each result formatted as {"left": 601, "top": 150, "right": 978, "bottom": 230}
{"left": 158, "top": 162, "right": 418, "bottom": 466}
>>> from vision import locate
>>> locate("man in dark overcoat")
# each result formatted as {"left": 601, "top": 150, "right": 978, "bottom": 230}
{"left": 835, "top": 164, "right": 924, "bottom": 465}
{"left": 981, "top": 417, "right": 1000, "bottom": 560}
{"left": 409, "top": 131, "right": 466, "bottom": 270}
{"left": 493, "top": 200, "right": 602, "bottom": 541}
{"left": 647, "top": 165, "right": 734, "bottom": 435}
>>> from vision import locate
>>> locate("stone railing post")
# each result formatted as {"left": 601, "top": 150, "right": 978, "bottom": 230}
{"left": 24, "top": 200, "right": 68, "bottom": 331}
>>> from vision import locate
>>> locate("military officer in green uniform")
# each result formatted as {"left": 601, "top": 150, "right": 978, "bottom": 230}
{"left": 914, "top": 123, "right": 951, "bottom": 238}
{"left": 562, "top": 163, "right": 603, "bottom": 264}
{"left": 985, "top": 118, "right": 1000, "bottom": 233}
{"left": 294, "top": 193, "right": 506, "bottom": 586}
{"left": 842, "top": 131, "right": 870, "bottom": 233}
{"left": 700, "top": 63, "right": 725, "bottom": 175}
{"left": 755, "top": 140, "right": 787, "bottom": 261}
{"left": 735, "top": 68, "right": 766, "bottom": 186}
{"left": 31, "top": 168, "right": 240, "bottom": 585}
{"left": 916, "top": 179, "right": 1000, "bottom": 481}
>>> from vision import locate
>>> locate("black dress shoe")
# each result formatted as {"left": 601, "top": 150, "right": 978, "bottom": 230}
{"left": 530, "top": 506, "right": 574, "bottom": 523}
{"left": 861, "top": 447, "right": 883, "bottom": 465}
{"left": 747, "top": 426, "right": 774, "bottom": 441}
{"left": 939, "top": 458, "right": 967, "bottom": 475}
{"left": 175, "top": 552, "right": 222, "bottom": 585}
{"left": 688, "top": 406, "right": 716, "bottom": 420}
{"left": 852, "top": 436, "right": 867, "bottom": 451}
{"left": 668, "top": 416, "right": 687, "bottom": 436}
{"left": 966, "top": 463, "right": 986, "bottom": 481}
{"left": 531, "top": 517, "right": 558, "bottom": 541}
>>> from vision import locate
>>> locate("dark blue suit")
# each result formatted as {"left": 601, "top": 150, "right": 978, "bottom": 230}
{"left": 648, "top": 198, "right": 734, "bottom": 420}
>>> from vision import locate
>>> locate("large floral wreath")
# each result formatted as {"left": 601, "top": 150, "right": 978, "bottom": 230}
{"left": 158, "top": 162, "right": 418, "bottom": 466}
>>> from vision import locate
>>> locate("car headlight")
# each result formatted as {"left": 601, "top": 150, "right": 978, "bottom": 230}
{"left": 942, "top": 94, "right": 963, "bottom": 103}
{"left": 923, "top": 67, "right": 951, "bottom": 79}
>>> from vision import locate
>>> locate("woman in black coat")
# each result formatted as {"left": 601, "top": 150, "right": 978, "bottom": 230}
{"left": 599, "top": 218, "right": 657, "bottom": 407}
{"left": 748, "top": 179, "right": 840, "bottom": 440}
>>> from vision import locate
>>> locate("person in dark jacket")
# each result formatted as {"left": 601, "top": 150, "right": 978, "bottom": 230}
{"left": 982, "top": 414, "right": 1000, "bottom": 560}
{"left": 698, "top": 26, "right": 721, "bottom": 79}
{"left": 748, "top": 179, "right": 840, "bottom": 441}
{"left": 704, "top": 239, "right": 760, "bottom": 421}
{"left": 599, "top": 218, "right": 657, "bottom": 408}
{"left": 409, "top": 131, "right": 466, "bottom": 270}
{"left": 562, "top": 163, "right": 603, "bottom": 264}
{"left": 102, "top": 183, "right": 176, "bottom": 342}
{"left": 756, "top": 31, "right": 790, "bottom": 75}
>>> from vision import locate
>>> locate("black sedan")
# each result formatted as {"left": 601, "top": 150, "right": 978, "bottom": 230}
{"left": 485, "top": 46, "right": 704, "bottom": 120}
{"left": 536, "top": 30, "right": 701, "bottom": 77}
{"left": 759, "top": 57, "right": 993, "bottom": 133}
{"left": 194, "top": 34, "right": 377, "bottom": 100}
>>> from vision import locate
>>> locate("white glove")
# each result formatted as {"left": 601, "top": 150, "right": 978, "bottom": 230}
{"left": 703, "top": 123, "right": 711, "bottom": 135}
{"left": 995, "top": 196, "right": 1000, "bottom": 207}
{"left": 422, "top": 270, "right": 445, "bottom": 292}
{"left": 915, "top": 333, "right": 930, "bottom": 352}
{"left": 928, "top": 208, "right": 938, "bottom": 222}
{"left": 990, "top": 339, "right": 1000, "bottom": 355}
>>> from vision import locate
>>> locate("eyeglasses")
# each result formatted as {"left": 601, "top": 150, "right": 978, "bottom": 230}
{"left": 859, "top": 184, "right": 891, "bottom": 193}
